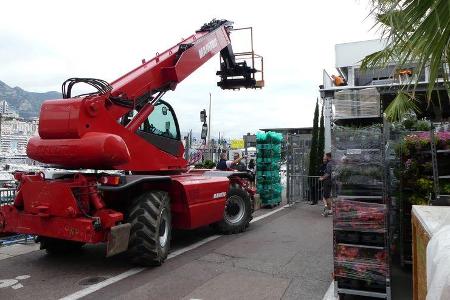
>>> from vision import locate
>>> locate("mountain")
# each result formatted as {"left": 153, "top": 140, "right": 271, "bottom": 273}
{"left": 0, "top": 80, "right": 61, "bottom": 119}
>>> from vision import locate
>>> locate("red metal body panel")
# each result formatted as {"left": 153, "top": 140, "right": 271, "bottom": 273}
{"left": 169, "top": 174, "right": 229, "bottom": 229}
{"left": 111, "top": 26, "right": 230, "bottom": 102}
{"left": 27, "top": 23, "right": 233, "bottom": 171}
{"left": 28, "top": 132, "right": 131, "bottom": 169}
{"left": 0, "top": 21, "right": 256, "bottom": 247}
{"left": 28, "top": 96, "right": 185, "bottom": 170}
{"left": 0, "top": 172, "right": 232, "bottom": 243}
{"left": 0, "top": 207, "right": 106, "bottom": 243}
{"left": 0, "top": 173, "right": 123, "bottom": 243}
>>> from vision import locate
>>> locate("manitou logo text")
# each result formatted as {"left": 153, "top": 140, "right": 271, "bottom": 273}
{"left": 213, "top": 192, "right": 227, "bottom": 199}
{"left": 199, "top": 38, "right": 218, "bottom": 59}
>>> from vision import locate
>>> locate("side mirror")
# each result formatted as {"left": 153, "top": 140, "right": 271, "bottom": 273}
{"left": 201, "top": 123, "right": 208, "bottom": 140}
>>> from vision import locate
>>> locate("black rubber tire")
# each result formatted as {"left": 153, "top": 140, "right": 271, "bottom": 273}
{"left": 215, "top": 184, "right": 252, "bottom": 234}
{"left": 38, "top": 236, "right": 84, "bottom": 254}
{"left": 127, "top": 190, "right": 171, "bottom": 266}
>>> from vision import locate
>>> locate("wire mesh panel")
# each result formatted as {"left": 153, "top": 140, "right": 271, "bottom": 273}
{"left": 0, "top": 188, "right": 34, "bottom": 246}
{"left": 286, "top": 134, "right": 317, "bottom": 204}
{"left": 331, "top": 88, "right": 391, "bottom": 300}
{"left": 333, "top": 88, "right": 381, "bottom": 119}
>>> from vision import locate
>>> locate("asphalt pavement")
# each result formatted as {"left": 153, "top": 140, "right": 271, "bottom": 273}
{"left": 0, "top": 202, "right": 334, "bottom": 300}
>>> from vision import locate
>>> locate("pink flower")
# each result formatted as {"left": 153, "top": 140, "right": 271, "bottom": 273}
{"left": 405, "top": 159, "right": 412, "bottom": 169}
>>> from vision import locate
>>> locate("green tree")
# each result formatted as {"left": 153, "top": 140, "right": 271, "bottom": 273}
{"left": 362, "top": 0, "right": 450, "bottom": 121}
{"left": 317, "top": 104, "right": 325, "bottom": 168}
{"left": 308, "top": 99, "right": 319, "bottom": 176}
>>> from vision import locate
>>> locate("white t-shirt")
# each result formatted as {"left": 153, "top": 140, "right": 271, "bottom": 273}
{"left": 226, "top": 160, "right": 234, "bottom": 169}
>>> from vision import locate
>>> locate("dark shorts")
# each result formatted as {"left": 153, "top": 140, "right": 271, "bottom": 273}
{"left": 323, "top": 182, "right": 332, "bottom": 199}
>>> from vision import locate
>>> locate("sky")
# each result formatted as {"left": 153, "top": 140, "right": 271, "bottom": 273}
{"left": 0, "top": 0, "right": 380, "bottom": 139}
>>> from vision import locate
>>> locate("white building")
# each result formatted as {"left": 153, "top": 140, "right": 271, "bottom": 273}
{"left": 0, "top": 100, "right": 19, "bottom": 118}
{"left": 1, "top": 118, "right": 38, "bottom": 136}
{"left": 0, "top": 134, "right": 29, "bottom": 155}
{"left": 320, "top": 39, "right": 450, "bottom": 152}
{"left": 0, "top": 101, "right": 39, "bottom": 155}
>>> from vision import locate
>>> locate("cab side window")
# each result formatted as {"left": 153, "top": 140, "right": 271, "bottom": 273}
{"left": 139, "top": 103, "right": 179, "bottom": 139}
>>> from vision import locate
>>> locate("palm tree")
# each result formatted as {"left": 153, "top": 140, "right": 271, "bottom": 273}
{"left": 362, "top": 0, "right": 449, "bottom": 121}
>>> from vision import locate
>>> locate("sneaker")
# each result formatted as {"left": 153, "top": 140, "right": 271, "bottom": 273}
{"left": 322, "top": 208, "right": 328, "bottom": 217}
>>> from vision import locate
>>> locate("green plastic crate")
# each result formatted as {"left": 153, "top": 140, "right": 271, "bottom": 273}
{"left": 256, "top": 175, "right": 281, "bottom": 184}
{"left": 256, "top": 170, "right": 279, "bottom": 177}
{"left": 261, "top": 196, "right": 282, "bottom": 205}
{"left": 260, "top": 192, "right": 282, "bottom": 205}
{"left": 257, "top": 183, "right": 282, "bottom": 194}
{"left": 257, "top": 149, "right": 281, "bottom": 158}
{"left": 256, "top": 144, "right": 281, "bottom": 151}
{"left": 257, "top": 162, "right": 279, "bottom": 171}
{"left": 256, "top": 131, "right": 283, "bottom": 144}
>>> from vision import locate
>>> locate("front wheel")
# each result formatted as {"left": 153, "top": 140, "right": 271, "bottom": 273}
{"left": 127, "top": 190, "right": 171, "bottom": 266}
{"left": 215, "top": 184, "right": 252, "bottom": 234}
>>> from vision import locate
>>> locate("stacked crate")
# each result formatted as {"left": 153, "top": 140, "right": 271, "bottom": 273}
{"left": 331, "top": 88, "right": 391, "bottom": 299}
{"left": 256, "top": 131, "right": 283, "bottom": 207}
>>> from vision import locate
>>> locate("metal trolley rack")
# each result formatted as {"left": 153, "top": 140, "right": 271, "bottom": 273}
{"left": 331, "top": 88, "right": 391, "bottom": 299}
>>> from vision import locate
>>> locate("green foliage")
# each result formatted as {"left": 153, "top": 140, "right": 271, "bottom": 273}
{"left": 384, "top": 92, "right": 419, "bottom": 122}
{"left": 363, "top": 0, "right": 450, "bottom": 101}
{"left": 336, "top": 165, "right": 383, "bottom": 181}
{"left": 441, "top": 183, "right": 450, "bottom": 194}
{"left": 414, "top": 120, "right": 431, "bottom": 131}
{"left": 195, "top": 160, "right": 216, "bottom": 169}
{"left": 409, "top": 194, "right": 428, "bottom": 205}
{"left": 402, "top": 118, "right": 416, "bottom": 130}
{"left": 394, "top": 140, "right": 409, "bottom": 157}
{"left": 416, "top": 178, "right": 433, "bottom": 193}
{"left": 308, "top": 99, "right": 319, "bottom": 176}
{"left": 203, "top": 160, "right": 216, "bottom": 169}
{"left": 398, "top": 116, "right": 430, "bottom": 131}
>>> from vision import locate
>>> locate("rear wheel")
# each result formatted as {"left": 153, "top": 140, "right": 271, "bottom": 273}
{"left": 127, "top": 190, "right": 171, "bottom": 266}
{"left": 38, "top": 236, "right": 84, "bottom": 254}
{"left": 215, "top": 184, "right": 252, "bottom": 234}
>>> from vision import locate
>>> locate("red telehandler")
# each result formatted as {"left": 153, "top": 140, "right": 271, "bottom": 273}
{"left": 0, "top": 19, "right": 264, "bottom": 266}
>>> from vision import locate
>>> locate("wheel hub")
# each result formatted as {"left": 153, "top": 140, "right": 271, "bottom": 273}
{"left": 224, "top": 195, "right": 245, "bottom": 224}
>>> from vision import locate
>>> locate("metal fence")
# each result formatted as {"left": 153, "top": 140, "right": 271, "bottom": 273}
{"left": 287, "top": 175, "right": 323, "bottom": 204}
{"left": 286, "top": 134, "right": 320, "bottom": 204}
{"left": 0, "top": 188, "right": 35, "bottom": 246}
{"left": 0, "top": 234, "right": 34, "bottom": 246}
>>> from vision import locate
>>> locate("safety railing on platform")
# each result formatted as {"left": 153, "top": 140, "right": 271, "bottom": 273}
{"left": 287, "top": 175, "right": 323, "bottom": 204}
{"left": 0, "top": 234, "right": 35, "bottom": 246}
{"left": 0, "top": 188, "right": 35, "bottom": 246}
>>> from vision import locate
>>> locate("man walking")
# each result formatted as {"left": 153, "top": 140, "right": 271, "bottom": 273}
{"left": 319, "top": 153, "right": 333, "bottom": 217}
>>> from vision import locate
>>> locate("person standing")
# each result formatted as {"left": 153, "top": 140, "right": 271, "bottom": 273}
{"left": 248, "top": 158, "right": 256, "bottom": 188}
{"left": 231, "top": 152, "right": 247, "bottom": 171}
{"left": 216, "top": 152, "right": 246, "bottom": 171}
{"left": 319, "top": 153, "right": 333, "bottom": 216}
